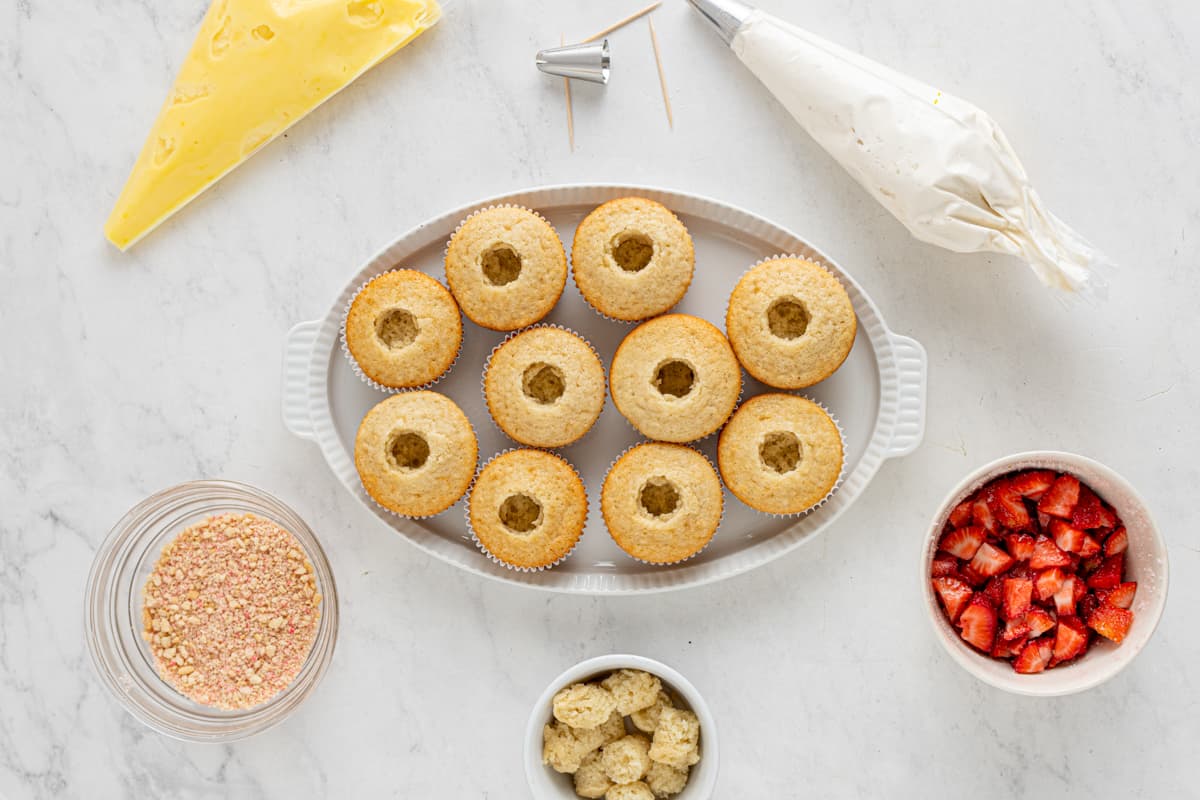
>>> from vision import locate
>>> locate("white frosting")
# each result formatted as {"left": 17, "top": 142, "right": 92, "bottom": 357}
{"left": 732, "top": 10, "right": 1110, "bottom": 296}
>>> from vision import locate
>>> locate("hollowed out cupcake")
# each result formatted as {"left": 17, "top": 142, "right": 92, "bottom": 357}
{"left": 609, "top": 314, "right": 741, "bottom": 443}
{"left": 716, "top": 393, "right": 844, "bottom": 515}
{"left": 601, "top": 442, "right": 723, "bottom": 564}
{"left": 725, "top": 257, "right": 857, "bottom": 389}
{"left": 483, "top": 326, "right": 606, "bottom": 448}
{"left": 354, "top": 391, "right": 478, "bottom": 517}
{"left": 343, "top": 269, "right": 462, "bottom": 390}
{"left": 445, "top": 206, "right": 567, "bottom": 331}
{"left": 571, "top": 197, "right": 695, "bottom": 321}
{"left": 468, "top": 449, "right": 588, "bottom": 570}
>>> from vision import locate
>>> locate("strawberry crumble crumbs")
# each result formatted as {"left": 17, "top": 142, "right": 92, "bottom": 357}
{"left": 141, "top": 513, "right": 322, "bottom": 710}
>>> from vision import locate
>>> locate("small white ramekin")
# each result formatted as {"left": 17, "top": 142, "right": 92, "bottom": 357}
{"left": 524, "top": 654, "right": 719, "bottom": 799}
{"left": 922, "top": 451, "right": 1168, "bottom": 696}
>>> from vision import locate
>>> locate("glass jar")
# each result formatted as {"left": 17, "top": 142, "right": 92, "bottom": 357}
{"left": 85, "top": 480, "right": 339, "bottom": 741}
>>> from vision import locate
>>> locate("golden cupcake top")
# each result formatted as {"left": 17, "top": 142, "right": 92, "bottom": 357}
{"left": 468, "top": 449, "right": 588, "bottom": 570}
{"left": 344, "top": 269, "right": 462, "bottom": 389}
{"left": 571, "top": 197, "right": 695, "bottom": 321}
{"left": 601, "top": 443, "right": 723, "bottom": 564}
{"left": 609, "top": 314, "right": 742, "bottom": 443}
{"left": 717, "top": 393, "right": 844, "bottom": 515}
{"left": 484, "top": 326, "right": 606, "bottom": 448}
{"left": 445, "top": 206, "right": 567, "bottom": 330}
{"left": 725, "top": 256, "right": 857, "bottom": 389}
{"left": 354, "top": 391, "right": 477, "bottom": 517}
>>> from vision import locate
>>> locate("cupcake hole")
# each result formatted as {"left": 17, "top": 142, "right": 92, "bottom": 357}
{"left": 386, "top": 431, "right": 430, "bottom": 471}
{"left": 759, "top": 431, "right": 802, "bottom": 473}
{"left": 480, "top": 244, "right": 522, "bottom": 286}
{"left": 639, "top": 478, "right": 680, "bottom": 518}
{"left": 522, "top": 362, "right": 565, "bottom": 405}
{"left": 375, "top": 307, "right": 418, "bottom": 350}
{"left": 767, "top": 297, "right": 810, "bottom": 340}
{"left": 498, "top": 493, "right": 543, "bottom": 533}
{"left": 611, "top": 233, "right": 654, "bottom": 272}
{"left": 653, "top": 360, "right": 695, "bottom": 398}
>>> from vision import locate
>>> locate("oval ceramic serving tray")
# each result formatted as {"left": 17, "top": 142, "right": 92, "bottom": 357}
{"left": 282, "top": 184, "right": 927, "bottom": 594}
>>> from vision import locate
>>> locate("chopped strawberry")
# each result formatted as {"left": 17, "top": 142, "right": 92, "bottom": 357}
{"left": 1002, "top": 577, "right": 1034, "bottom": 620}
{"left": 1013, "top": 638, "right": 1054, "bottom": 674}
{"left": 1010, "top": 470, "right": 1057, "bottom": 501}
{"left": 985, "top": 480, "right": 1032, "bottom": 530}
{"left": 981, "top": 576, "right": 1006, "bottom": 608}
{"left": 1087, "top": 605, "right": 1133, "bottom": 643}
{"left": 1077, "top": 593, "right": 1099, "bottom": 623}
{"left": 1053, "top": 576, "right": 1078, "bottom": 616}
{"left": 1098, "top": 582, "right": 1137, "bottom": 610}
{"left": 1030, "top": 536, "right": 1073, "bottom": 569}
{"left": 1078, "top": 534, "right": 1101, "bottom": 559}
{"left": 1105, "top": 526, "right": 1128, "bottom": 557}
{"left": 960, "top": 564, "right": 988, "bottom": 587}
{"left": 969, "top": 542, "right": 1015, "bottom": 579}
{"left": 1049, "top": 519, "right": 1087, "bottom": 554}
{"left": 1072, "top": 486, "right": 1118, "bottom": 530}
{"left": 1005, "top": 533, "right": 1037, "bottom": 562}
{"left": 1025, "top": 608, "right": 1057, "bottom": 638}
{"left": 1000, "top": 615, "right": 1030, "bottom": 642}
{"left": 1007, "top": 563, "right": 1034, "bottom": 581}
{"left": 1036, "top": 511, "right": 1052, "bottom": 533}
{"left": 1086, "top": 553, "right": 1126, "bottom": 590}
{"left": 932, "top": 577, "right": 974, "bottom": 623}
{"left": 948, "top": 499, "right": 975, "bottom": 529}
{"left": 931, "top": 553, "right": 960, "bottom": 578}
{"left": 1050, "top": 616, "right": 1090, "bottom": 665}
{"left": 1038, "top": 474, "right": 1080, "bottom": 518}
{"left": 957, "top": 598, "right": 998, "bottom": 652}
{"left": 1035, "top": 567, "right": 1067, "bottom": 601}
{"left": 938, "top": 526, "right": 986, "bottom": 560}
{"left": 972, "top": 498, "right": 998, "bottom": 534}
{"left": 992, "top": 634, "right": 1027, "bottom": 659}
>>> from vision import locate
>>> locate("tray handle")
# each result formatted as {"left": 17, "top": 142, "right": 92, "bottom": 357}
{"left": 282, "top": 320, "right": 321, "bottom": 441}
{"left": 885, "top": 332, "right": 927, "bottom": 458}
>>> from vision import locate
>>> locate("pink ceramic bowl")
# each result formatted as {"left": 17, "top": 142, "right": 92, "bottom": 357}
{"left": 922, "top": 451, "right": 1168, "bottom": 696}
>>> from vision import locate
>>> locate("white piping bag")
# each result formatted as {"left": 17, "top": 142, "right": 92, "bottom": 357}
{"left": 689, "top": 0, "right": 1111, "bottom": 298}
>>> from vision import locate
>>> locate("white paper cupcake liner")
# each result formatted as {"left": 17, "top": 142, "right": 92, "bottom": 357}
{"left": 441, "top": 204, "right": 567, "bottom": 330}
{"left": 599, "top": 441, "right": 726, "bottom": 567}
{"left": 719, "top": 394, "right": 847, "bottom": 520}
{"left": 463, "top": 448, "right": 588, "bottom": 573}
{"left": 357, "top": 408, "right": 480, "bottom": 521}
{"left": 478, "top": 323, "right": 608, "bottom": 451}
{"left": 339, "top": 269, "right": 464, "bottom": 394}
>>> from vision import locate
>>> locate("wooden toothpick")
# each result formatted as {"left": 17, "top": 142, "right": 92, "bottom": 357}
{"left": 562, "top": 34, "right": 575, "bottom": 152}
{"left": 648, "top": 16, "right": 673, "bottom": 129}
{"left": 582, "top": 1, "right": 662, "bottom": 43}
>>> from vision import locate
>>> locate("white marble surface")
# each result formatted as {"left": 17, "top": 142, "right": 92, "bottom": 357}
{"left": 3, "top": 0, "right": 1200, "bottom": 796}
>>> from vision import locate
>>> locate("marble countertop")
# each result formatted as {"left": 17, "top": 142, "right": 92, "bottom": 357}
{"left": 3, "top": 0, "right": 1199, "bottom": 796}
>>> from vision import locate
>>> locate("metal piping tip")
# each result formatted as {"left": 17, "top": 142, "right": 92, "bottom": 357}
{"left": 686, "top": 0, "right": 755, "bottom": 45}
{"left": 536, "top": 39, "right": 611, "bottom": 85}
